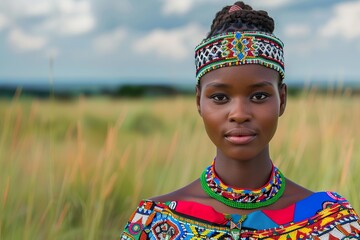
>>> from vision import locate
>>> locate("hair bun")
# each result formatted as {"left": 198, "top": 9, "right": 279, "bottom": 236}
{"left": 228, "top": 4, "right": 242, "bottom": 13}
{"left": 207, "top": 1, "right": 274, "bottom": 37}
{"left": 235, "top": 1, "right": 253, "bottom": 11}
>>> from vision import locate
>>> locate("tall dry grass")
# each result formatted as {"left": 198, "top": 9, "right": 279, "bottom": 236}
{"left": 0, "top": 89, "right": 359, "bottom": 239}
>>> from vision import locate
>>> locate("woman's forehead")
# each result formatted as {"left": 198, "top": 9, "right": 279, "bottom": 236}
{"left": 200, "top": 65, "right": 280, "bottom": 85}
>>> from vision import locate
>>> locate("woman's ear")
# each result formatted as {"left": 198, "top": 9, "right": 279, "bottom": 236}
{"left": 195, "top": 85, "right": 202, "bottom": 116}
{"left": 279, "top": 83, "right": 287, "bottom": 116}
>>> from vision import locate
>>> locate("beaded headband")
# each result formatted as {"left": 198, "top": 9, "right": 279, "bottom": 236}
{"left": 195, "top": 31, "right": 285, "bottom": 82}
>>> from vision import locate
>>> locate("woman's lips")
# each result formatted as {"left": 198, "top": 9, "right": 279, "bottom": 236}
{"left": 224, "top": 128, "right": 257, "bottom": 145}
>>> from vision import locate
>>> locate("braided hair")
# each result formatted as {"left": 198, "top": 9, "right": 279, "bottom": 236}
{"left": 195, "top": 2, "right": 282, "bottom": 87}
{"left": 207, "top": 1, "right": 274, "bottom": 38}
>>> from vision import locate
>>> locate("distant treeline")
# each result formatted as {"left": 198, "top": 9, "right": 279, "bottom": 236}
{"left": 0, "top": 83, "right": 359, "bottom": 100}
{"left": 0, "top": 84, "right": 192, "bottom": 99}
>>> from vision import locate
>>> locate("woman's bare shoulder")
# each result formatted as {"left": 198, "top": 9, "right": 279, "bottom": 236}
{"left": 149, "top": 179, "right": 205, "bottom": 203}
{"left": 280, "top": 178, "right": 313, "bottom": 205}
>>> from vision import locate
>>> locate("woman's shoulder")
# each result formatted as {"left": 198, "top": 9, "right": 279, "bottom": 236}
{"left": 293, "top": 191, "right": 354, "bottom": 211}
{"left": 122, "top": 179, "right": 205, "bottom": 223}
{"left": 149, "top": 179, "right": 204, "bottom": 203}
{"left": 120, "top": 180, "right": 207, "bottom": 240}
{"left": 283, "top": 179, "right": 355, "bottom": 209}
{"left": 307, "top": 190, "right": 357, "bottom": 211}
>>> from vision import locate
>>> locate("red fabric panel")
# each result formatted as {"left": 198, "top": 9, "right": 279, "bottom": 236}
{"left": 173, "top": 201, "right": 228, "bottom": 224}
{"left": 262, "top": 203, "right": 295, "bottom": 225}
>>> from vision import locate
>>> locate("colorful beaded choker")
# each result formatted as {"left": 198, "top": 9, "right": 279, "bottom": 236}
{"left": 200, "top": 162, "right": 286, "bottom": 209}
{"left": 195, "top": 31, "right": 285, "bottom": 82}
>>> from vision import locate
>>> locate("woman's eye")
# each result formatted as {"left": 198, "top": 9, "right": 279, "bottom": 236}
{"left": 251, "top": 93, "right": 269, "bottom": 102}
{"left": 210, "top": 94, "right": 228, "bottom": 103}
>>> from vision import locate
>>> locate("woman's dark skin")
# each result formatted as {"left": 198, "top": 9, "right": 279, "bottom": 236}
{"left": 151, "top": 65, "right": 312, "bottom": 216}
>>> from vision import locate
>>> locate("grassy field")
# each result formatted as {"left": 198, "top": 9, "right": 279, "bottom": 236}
{"left": 0, "top": 89, "right": 359, "bottom": 239}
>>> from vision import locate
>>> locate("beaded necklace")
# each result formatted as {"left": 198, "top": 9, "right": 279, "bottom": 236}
{"left": 200, "top": 161, "right": 286, "bottom": 209}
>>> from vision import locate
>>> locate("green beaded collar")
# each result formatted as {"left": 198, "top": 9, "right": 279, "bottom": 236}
{"left": 200, "top": 162, "right": 286, "bottom": 209}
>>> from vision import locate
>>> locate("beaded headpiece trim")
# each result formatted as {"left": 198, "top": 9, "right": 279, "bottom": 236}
{"left": 195, "top": 31, "right": 285, "bottom": 82}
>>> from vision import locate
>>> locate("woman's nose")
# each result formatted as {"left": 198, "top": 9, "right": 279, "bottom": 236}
{"left": 228, "top": 99, "right": 252, "bottom": 123}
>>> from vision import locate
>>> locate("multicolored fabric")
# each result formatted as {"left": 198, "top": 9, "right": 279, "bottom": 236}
{"left": 120, "top": 191, "right": 360, "bottom": 239}
{"left": 201, "top": 163, "right": 285, "bottom": 209}
{"left": 195, "top": 31, "right": 285, "bottom": 82}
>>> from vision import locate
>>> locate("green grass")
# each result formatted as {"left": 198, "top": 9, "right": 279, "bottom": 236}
{"left": 0, "top": 91, "right": 359, "bottom": 239}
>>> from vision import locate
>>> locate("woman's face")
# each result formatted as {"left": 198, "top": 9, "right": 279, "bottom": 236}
{"left": 196, "top": 65, "right": 287, "bottom": 161}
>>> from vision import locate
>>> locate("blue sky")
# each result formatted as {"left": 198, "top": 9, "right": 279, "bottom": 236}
{"left": 1, "top": 0, "right": 360, "bottom": 85}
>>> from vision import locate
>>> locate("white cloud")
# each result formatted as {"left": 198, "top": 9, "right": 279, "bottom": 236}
{"left": 1, "top": 0, "right": 95, "bottom": 36}
{"left": 162, "top": 0, "right": 194, "bottom": 15}
{"left": 93, "top": 28, "right": 127, "bottom": 54}
{"left": 320, "top": 1, "right": 360, "bottom": 40}
{"left": 23, "top": 1, "right": 52, "bottom": 17}
{"left": 58, "top": 14, "right": 95, "bottom": 36}
{"left": 133, "top": 23, "right": 206, "bottom": 60}
{"left": 39, "top": 0, "right": 95, "bottom": 36}
{"left": 251, "top": 0, "right": 291, "bottom": 8}
{"left": 0, "top": 0, "right": 51, "bottom": 18}
{"left": 0, "top": 14, "right": 9, "bottom": 31}
{"left": 8, "top": 28, "right": 47, "bottom": 52}
{"left": 283, "top": 24, "right": 310, "bottom": 38}
{"left": 161, "top": 0, "right": 291, "bottom": 15}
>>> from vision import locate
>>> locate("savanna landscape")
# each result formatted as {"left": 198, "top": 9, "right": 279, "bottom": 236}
{"left": 0, "top": 87, "right": 359, "bottom": 239}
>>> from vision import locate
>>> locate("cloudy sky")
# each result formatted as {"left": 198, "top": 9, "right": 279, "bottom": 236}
{"left": 1, "top": 0, "right": 360, "bottom": 85}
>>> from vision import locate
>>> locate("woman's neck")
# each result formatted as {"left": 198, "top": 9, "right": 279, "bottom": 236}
{"left": 214, "top": 148, "right": 273, "bottom": 189}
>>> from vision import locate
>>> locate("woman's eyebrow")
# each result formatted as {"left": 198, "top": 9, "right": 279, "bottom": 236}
{"left": 205, "top": 82, "right": 230, "bottom": 89}
{"left": 248, "top": 81, "right": 275, "bottom": 88}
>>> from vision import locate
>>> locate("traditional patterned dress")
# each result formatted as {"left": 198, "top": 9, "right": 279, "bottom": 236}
{"left": 120, "top": 191, "right": 360, "bottom": 239}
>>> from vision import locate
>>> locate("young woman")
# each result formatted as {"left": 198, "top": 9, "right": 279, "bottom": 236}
{"left": 120, "top": 2, "right": 360, "bottom": 239}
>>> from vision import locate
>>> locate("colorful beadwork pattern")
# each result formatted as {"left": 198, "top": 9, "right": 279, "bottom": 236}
{"left": 200, "top": 163, "right": 285, "bottom": 209}
{"left": 195, "top": 31, "right": 285, "bottom": 82}
{"left": 120, "top": 192, "right": 360, "bottom": 239}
